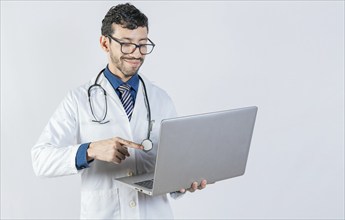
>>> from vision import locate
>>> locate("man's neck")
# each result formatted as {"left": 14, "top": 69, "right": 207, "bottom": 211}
{"left": 108, "top": 65, "right": 131, "bottom": 82}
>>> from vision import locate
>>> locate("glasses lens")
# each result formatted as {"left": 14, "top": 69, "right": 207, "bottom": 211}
{"left": 140, "top": 44, "right": 154, "bottom": 55}
{"left": 120, "top": 42, "right": 155, "bottom": 55}
{"left": 121, "top": 43, "right": 136, "bottom": 54}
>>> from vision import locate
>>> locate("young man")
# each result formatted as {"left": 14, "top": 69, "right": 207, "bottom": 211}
{"left": 32, "top": 3, "right": 206, "bottom": 219}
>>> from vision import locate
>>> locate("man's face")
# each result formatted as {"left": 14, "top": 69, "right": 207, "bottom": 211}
{"left": 107, "top": 24, "right": 148, "bottom": 80}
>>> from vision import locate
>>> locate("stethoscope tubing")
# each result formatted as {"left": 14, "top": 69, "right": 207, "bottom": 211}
{"left": 88, "top": 68, "right": 153, "bottom": 151}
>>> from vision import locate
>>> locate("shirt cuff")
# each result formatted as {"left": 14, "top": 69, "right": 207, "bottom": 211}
{"left": 75, "top": 143, "right": 93, "bottom": 170}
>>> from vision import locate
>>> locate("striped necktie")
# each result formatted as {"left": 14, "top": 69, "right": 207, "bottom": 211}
{"left": 118, "top": 83, "right": 134, "bottom": 120}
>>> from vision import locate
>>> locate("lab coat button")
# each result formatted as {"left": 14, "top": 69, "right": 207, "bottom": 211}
{"left": 129, "top": 201, "right": 136, "bottom": 208}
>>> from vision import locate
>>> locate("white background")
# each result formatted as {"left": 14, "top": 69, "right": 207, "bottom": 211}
{"left": 1, "top": 1, "right": 344, "bottom": 219}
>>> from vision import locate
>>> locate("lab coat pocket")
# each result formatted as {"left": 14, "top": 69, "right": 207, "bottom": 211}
{"left": 80, "top": 188, "right": 120, "bottom": 219}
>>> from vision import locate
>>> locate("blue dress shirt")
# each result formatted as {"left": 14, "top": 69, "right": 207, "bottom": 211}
{"left": 75, "top": 66, "right": 140, "bottom": 170}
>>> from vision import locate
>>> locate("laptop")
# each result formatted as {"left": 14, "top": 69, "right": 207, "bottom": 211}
{"left": 114, "top": 106, "right": 258, "bottom": 196}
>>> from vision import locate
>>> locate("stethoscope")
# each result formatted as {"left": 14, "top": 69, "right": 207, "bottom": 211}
{"left": 88, "top": 68, "right": 153, "bottom": 152}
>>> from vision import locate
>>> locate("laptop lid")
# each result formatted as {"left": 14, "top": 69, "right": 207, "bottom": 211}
{"left": 150, "top": 106, "right": 258, "bottom": 196}
{"left": 114, "top": 106, "right": 258, "bottom": 196}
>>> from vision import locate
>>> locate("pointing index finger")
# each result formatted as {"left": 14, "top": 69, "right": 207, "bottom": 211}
{"left": 116, "top": 137, "right": 144, "bottom": 150}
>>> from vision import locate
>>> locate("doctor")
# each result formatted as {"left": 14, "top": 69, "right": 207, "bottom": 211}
{"left": 31, "top": 3, "right": 207, "bottom": 219}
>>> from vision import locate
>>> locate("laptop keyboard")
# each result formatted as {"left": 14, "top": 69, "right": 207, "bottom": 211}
{"left": 134, "top": 179, "right": 154, "bottom": 189}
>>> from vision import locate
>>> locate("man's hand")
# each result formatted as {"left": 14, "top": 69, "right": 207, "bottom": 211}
{"left": 179, "top": 180, "right": 207, "bottom": 193}
{"left": 87, "top": 137, "right": 143, "bottom": 164}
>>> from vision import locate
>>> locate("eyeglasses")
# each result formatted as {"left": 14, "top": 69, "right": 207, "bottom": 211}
{"left": 107, "top": 35, "right": 155, "bottom": 55}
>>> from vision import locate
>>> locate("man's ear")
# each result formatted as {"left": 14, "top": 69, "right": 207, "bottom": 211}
{"left": 100, "top": 35, "right": 109, "bottom": 52}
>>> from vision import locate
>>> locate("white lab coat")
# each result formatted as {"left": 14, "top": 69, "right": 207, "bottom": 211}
{"left": 32, "top": 73, "right": 179, "bottom": 219}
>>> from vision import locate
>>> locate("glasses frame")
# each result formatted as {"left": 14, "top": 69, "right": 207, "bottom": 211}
{"left": 107, "top": 35, "right": 156, "bottom": 55}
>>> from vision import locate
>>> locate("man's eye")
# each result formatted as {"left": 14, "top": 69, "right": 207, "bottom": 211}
{"left": 122, "top": 43, "right": 133, "bottom": 47}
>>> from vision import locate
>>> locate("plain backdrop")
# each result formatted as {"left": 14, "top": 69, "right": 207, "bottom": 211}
{"left": 1, "top": 1, "right": 344, "bottom": 219}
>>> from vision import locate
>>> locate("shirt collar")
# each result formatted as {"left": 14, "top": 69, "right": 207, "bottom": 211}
{"left": 104, "top": 65, "right": 139, "bottom": 92}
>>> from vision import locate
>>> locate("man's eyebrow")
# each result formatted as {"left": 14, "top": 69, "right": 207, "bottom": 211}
{"left": 120, "top": 37, "right": 132, "bottom": 41}
{"left": 120, "top": 37, "right": 148, "bottom": 42}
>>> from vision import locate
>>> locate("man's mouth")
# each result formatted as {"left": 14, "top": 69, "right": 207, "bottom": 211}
{"left": 122, "top": 58, "right": 143, "bottom": 67}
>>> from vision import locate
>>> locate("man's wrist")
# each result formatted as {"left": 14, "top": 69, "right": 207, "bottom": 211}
{"left": 86, "top": 143, "right": 94, "bottom": 161}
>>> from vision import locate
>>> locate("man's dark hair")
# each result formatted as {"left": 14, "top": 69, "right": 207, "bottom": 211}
{"left": 101, "top": 3, "right": 149, "bottom": 36}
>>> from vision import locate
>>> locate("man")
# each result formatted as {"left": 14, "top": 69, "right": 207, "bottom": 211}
{"left": 32, "top": 3, "right": 206, "bottom": 219}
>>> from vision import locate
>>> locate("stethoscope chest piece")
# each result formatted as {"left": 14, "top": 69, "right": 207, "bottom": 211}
{"left": 142, "top": 139, "right": 153, "bottom": 152}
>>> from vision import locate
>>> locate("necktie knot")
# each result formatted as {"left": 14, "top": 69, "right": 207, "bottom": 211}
{"left": 118, "top": 83, "right": 131, "bottom": 93}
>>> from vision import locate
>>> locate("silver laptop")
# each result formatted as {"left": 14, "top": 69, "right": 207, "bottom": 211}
{"left": 114, "top": 106, "right": 258, "bottom": 196}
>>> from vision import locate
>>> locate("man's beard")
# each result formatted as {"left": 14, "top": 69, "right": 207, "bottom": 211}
{"left": 110, "top": 51, "right": 144, "bottom": 77}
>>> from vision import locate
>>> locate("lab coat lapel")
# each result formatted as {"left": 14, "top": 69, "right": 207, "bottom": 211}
{"left": 98, "top": 74, "right": 125, "bottom": 114}
{"left": 130, "top": 81, "right": 147, "bottom": 143}
{"left": 97, "top": 74, "right": 135, "bottom": 142}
